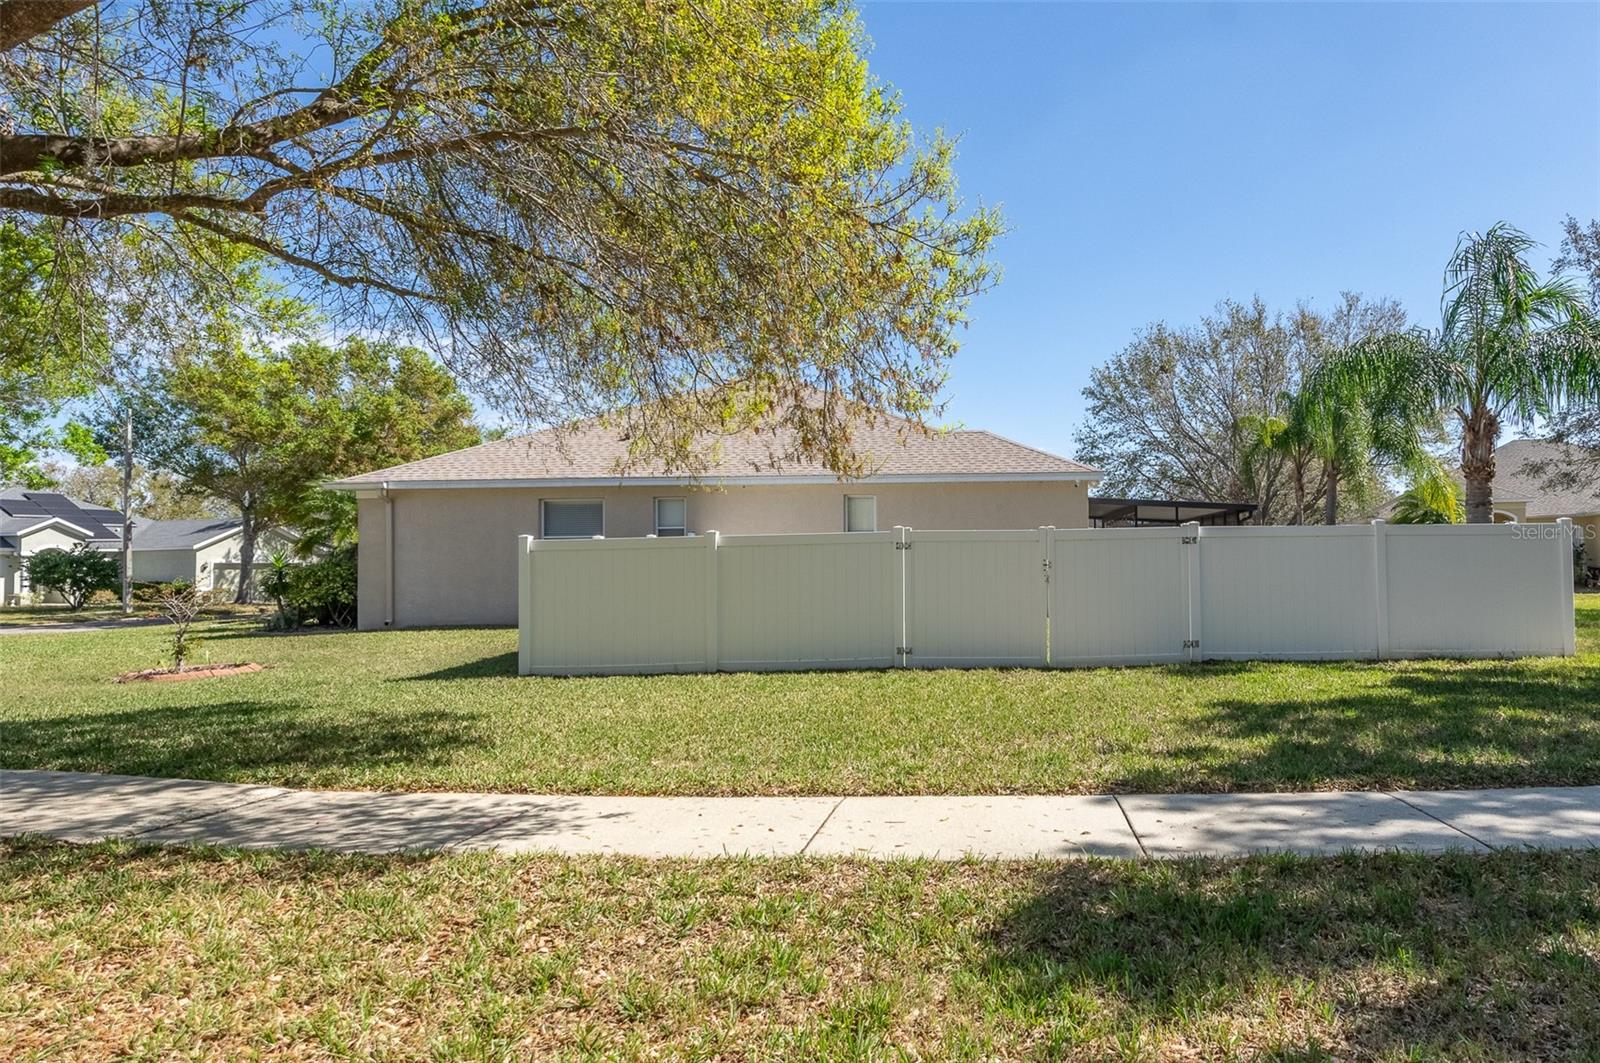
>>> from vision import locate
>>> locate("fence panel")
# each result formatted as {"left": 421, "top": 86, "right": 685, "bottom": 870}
{"left": 1196, "top": 526, "right": 1379, "bottom": 660}
{"left": 1049, "top": 527, "right": 1191, "bottom": 666}
{"left": 904, "top": 529, "right": 1048, "bottom": 667}
{"left": 517, "top": 522, "right": 1577, "bottom": 675}
{"left": 519, "top": 535, "right": 711, "bottom": 675}
{"left": 1384, "top": 523, "right": 1573, "bottom": 657}
{"left": 716, "top": 532, "right": 899, "bottom": 670}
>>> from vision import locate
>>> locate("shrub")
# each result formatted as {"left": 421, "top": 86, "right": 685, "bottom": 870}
{"left": 158, "top": 584, "right": 209, "bottom": 671}
{"left": 24, "top": 545, "right": 120, "bottom": 610}
{"left": 131, "top": 579, "right": 192, "bottom": 604}
{"left": 283, "top": 546, "right": 357, "bottom": 627}
{"left": 260, "top": 549, "right": 296, "bottom": 629}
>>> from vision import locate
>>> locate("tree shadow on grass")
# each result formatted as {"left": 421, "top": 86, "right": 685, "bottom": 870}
{"left": 1107, "top": 660, "right": 1600, "bottom": 793}
{"left": 984, "top": 851, "right": 1600, "bottom": 1057}
{"left": 0, "top": 699, "right": 482, "bottom": 784}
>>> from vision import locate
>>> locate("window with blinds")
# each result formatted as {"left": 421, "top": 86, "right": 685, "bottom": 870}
{"left": 654, "top": 497, "right": 687, "bottom": 536}
{"left": 844, "top": 495, "right": 877, "bottom": 533}
{"left": 541, "top": 499, "right": 604, "bottom": 538}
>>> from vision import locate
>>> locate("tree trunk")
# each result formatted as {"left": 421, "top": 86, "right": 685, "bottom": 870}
{"left": 1461, "top": 407, "right": 1501, "bottom": 524}
{"left": 120, "top": 406, "right": 134, "bottom": 616}
{"left": 1292, "top": 460, "right": 1306, "bottom": 525}
{"left": 236, "top": 505, "right": 257, "bottom": 604}
{"left": 1323, "top": 462, "right": 1339, "bottom": 525}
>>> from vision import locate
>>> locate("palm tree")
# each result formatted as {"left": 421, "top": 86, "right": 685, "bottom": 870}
{"left": 1314, "top": 224, "right": 1599, "bottom": 523}
{"left": 1297, "top": 383, "right": 1373, "bottom": 524}
{"left": 1238, "top": 399, "right": 1318, "bottom": 524}
{"left": 1389, "top": 466, "right": 1465, "bottom": 524}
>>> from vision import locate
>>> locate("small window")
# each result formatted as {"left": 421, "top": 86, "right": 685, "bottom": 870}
{"left": 654, "top": 497, "right": 687, "bottom": 537}
{"left": 541, "top": 499, "right": 604, "bottom": 539}
{"left": 844, "top": 495, "right": 877, "bottom": 533}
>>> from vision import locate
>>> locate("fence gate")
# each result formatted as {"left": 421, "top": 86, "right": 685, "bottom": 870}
{"left": 902, "top": 528, "right": 1049, "bottom": 668}
{"left": 1048, "top": 527, "right": 1192, "bottom": 666}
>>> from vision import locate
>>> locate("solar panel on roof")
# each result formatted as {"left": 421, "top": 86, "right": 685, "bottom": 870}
{"left": 28, "top": 493, "right": 70, "bottom": 503}
{"left": 1, "top": 498, "right": 47, "bottom": 516}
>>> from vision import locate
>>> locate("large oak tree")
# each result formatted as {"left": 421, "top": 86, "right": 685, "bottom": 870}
{"left": 1, "top": 0, "right": 998, "bottom": 473}
{"left": 1072, "top": 294, "right": 1408, "bottom": 525}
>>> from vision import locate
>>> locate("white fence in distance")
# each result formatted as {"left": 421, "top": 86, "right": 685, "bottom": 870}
{"left": 516, "top": 521, "right": 1577, "bottom": 676}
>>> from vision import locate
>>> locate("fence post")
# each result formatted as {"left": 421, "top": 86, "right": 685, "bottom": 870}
{"left": 704, "top": 530, "right": 721, "bottom": 671}
{"left": 1183, "top": 521, "right": 1202, "bottom": 663}
{"left": 894, "top": 526, "right": 910, "bottom": 667}
{"left": 1039, "top": 526, "right": 1054, "bottom": 666}
{"left": 517, "top": 535, "right": 535, "bottom": 676}
{"left": 1558, "top": 517, "right": 1577, "bottom": 656}
{"left": 1371, "top": 520, "right": 1390, "bottom": 660}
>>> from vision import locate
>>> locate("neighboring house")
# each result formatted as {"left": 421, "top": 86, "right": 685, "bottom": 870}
{"left": 0, "top": 489, "right": 125, "bottom": 605}
{"left": 130, "top": 519, "right": 298, "bottom": 599}
{"left": 1474, "top": 440, "right": 1600, "bottom": 566}
{"left": 326, "top": 414, "right": 1105, "bottom": 628}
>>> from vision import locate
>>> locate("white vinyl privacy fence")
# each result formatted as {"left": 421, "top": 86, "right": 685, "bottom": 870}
{"left": 517, "top": 521, "right": 1577, "bottom": 675}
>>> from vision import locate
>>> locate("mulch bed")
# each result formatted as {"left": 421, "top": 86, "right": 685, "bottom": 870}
{"left": 115, "top": 663, "right": 264, "bottom": 684}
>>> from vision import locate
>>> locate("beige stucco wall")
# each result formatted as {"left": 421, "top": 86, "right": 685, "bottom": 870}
{"left": 357, "top": 480, "right": 1091, "bottom": 629}
{"left": 129, "top": 531, "right": 293, "bottom": 593}
{"left": 131, "top": 548, "right": 199, "bottom": 585}
{"left": 11, "top": 525, "right": 95, "bottom": 604}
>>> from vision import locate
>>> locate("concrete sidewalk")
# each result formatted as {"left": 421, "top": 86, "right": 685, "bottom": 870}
{"left": 4, "top": 770, "right": 1600, "bottom": 859}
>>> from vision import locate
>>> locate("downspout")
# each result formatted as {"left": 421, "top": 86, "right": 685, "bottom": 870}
{"left": 382, "top": 481, "right": 394, "bottom": 627}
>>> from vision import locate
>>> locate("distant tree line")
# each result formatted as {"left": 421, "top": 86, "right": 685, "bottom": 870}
{"left": 1075, "top": 220, "right": 1600, "bottom": 525}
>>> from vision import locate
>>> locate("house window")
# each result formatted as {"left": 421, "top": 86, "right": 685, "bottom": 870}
{"left": 844, "top": 495, "right": 877, "bottom": 533}
{"left": 654, "top": 497, "right": 687, "bottom": 537}
{"left": 541, "top": 499, "right": 604, "bottom": 539}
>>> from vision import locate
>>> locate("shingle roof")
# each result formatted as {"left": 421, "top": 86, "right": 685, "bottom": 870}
{"left": 131, "top": 519, "right": 243, "bottom": 550}
{"left": 327, "top": 417, "right": 1099, "bottom": 489}
{"left": 0, "top": 488, "right": 123, "bottom": 540}
{"left": 1484, "top": 439, "right": 1600, "bottom": 519}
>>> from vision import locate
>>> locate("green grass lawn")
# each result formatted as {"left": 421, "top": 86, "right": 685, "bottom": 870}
{"left": 3, "top": 597, "right": 1599, "bottom": 796}
{"left": 4, "top": 839, "right": 1598, "bottom": 1060}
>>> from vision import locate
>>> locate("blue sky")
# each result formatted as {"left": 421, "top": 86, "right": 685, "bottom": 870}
{"left": 857, "top": 0, "right": 1600, "bottom": 457}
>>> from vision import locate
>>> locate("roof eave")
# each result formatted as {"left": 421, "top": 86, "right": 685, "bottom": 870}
{"left": 325, "top": 471, "right": 1104, "bottom": 493}
{"left": 12, "top": 516, "right": 100, "bottom": 539}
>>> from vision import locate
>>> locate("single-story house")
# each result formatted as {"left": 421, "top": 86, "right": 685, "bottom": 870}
{"left": 327, "top": 415, "right": 1105, "bottom": 629}
{"left": 1475, "top": 439, "right": 1600, "bottom": 565}
{"left": 130, "top": 519, "right": 298, "bottom": 598}
{"left": 0, "top": 489, "right": 125, "bottom": 604}
{"left": 0, "top": 487, "right": 293, "bottom": 605}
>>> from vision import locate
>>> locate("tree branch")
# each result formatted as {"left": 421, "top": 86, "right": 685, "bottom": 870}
{"left": 0, "top": 0, "right": 95, "bottom": 50}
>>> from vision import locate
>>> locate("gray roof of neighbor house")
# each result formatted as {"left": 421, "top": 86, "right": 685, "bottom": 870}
{"left": 0, "top": 488, "right": 124, "bottom": 541}
{"left": 130, "top": 518, "right": 244, "bottom": 550}
{"left": 1484, "top": 439, "right": 1600, "bottom": 519}
{"left": 326, "top": 415, "right": 1100, "bottom": 490}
